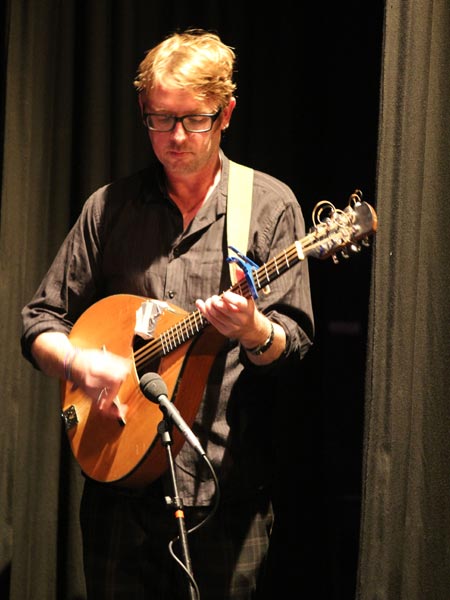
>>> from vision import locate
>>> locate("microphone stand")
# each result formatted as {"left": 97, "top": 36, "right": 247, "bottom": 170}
{"left": 157, "top": 418, "right": 198, "bottom": 600}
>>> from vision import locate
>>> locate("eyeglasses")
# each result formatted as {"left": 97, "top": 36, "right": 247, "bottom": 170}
{"left": 143, "top": 109, "right": 222, "bottom": 133}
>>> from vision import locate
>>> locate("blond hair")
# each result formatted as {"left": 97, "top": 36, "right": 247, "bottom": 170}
{"left": 134, "top": 29, "right": 236, "bottom": 109}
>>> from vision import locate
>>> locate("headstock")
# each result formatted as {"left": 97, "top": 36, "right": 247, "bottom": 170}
{"left": 306, "top": 190, "right": 377, "bottom": 263}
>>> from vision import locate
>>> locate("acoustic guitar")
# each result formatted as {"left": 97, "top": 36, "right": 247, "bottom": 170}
{"left": 61, "top": 191, "right": 377, "bottom": 488}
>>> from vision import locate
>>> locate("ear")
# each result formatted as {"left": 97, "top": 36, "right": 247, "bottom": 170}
{"left": 221, "top": 97, "right": 236, "bottom": 130}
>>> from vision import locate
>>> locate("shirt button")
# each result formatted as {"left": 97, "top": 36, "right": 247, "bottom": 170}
{"left": 168, "top": 290, "right": 176, "bottom": 299}
{"left": 173, "top": 248, "right": 180, "bottom": 258}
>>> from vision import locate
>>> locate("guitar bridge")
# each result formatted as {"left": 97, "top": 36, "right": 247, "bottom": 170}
{"left": 61, "top": 404, "right": 78, "bottom": 431}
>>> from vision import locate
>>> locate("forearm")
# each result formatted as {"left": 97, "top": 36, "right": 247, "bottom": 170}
{"left": 31, "top": 331, "right": 74, "bottom": 380}
{"left": 31, "top": 331, "right": 131, "bottom": 420}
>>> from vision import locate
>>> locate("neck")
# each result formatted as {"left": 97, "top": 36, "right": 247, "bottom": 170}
{"left": 166, "top": 156, "right": 222, "bottom": 227}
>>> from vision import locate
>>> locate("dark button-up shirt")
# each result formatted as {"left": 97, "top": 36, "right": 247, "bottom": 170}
{"left": 21, "top": 151, "right": 314, "bottom": 505}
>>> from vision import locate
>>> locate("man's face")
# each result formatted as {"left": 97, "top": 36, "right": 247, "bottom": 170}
{"left": 139, "top": 83, "right": 235, "bottom": 176}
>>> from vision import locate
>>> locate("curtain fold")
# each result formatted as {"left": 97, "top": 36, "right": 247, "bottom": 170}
{"left": 0, "top": 1, "right": 85, "bottom": 598}
{"left": 357, "top": 1, "right": 450, "bottom": 598}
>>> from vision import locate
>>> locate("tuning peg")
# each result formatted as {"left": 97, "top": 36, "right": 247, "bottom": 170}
{"left": 332, "top": 254, "right": 339, "bottom": 264}
{"left": 350, "top": 189, "right": 363, "bottom": 203}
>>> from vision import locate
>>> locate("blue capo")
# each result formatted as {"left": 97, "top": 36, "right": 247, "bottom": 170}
{"left": 226, "top": 245, "right": 260, "bottom": 299}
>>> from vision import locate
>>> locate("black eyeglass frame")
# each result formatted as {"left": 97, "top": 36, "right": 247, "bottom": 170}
{"left": 143, "top": 109, "right": 222, "bottom": 133}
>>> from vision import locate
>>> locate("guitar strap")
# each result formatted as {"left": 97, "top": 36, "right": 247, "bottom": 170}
{"left": 227, "top": 160, "right": 254, "bottom": 284}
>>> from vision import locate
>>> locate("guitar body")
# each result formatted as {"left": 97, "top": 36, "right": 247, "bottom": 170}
{"left": 61, "top": 294, "right": 226, "bottom": 488}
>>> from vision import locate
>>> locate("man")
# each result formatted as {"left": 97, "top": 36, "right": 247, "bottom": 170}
{"left": 21, "top": 28, "right": 314, "bottom": 599}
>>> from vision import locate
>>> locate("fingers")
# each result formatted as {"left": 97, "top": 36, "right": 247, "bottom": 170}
{"left": 97, "top": 387, "right": 108, "bottom": 407}
{"left": 75, "top": 348, "right": 131, "bottom": 409}
{"left": 197, "top": 291, "right": 252, "bottom": 316}
{"left": 96, "top": 387, "right": 128, "bottom": 423}
{"left": 195, "top": 291, "right": 257, "bottom": 337}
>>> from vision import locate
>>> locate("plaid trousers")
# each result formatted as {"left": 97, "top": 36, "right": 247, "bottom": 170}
{"left": 80, "top": 478, "right": 274, "bottom": 600}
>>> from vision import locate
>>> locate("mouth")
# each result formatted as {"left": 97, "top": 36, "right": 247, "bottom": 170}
{"left": 168, "top": 148, "right": 190, "bottom": 157}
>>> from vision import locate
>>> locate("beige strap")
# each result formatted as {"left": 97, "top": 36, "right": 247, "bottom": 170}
{"left": 227, "top": 160, "right": 254, "bottom": 284}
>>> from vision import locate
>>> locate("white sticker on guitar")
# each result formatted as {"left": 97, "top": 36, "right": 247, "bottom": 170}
{"left": 135, "top": 300, "right": 170, "bottom": 339}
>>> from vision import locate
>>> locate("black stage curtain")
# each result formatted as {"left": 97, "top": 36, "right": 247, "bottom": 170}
{"left": 357, "top": 1, "right": 450, "bottom": 599}
{"left": 0, "top": 2, "right": 384, "bottom": 599}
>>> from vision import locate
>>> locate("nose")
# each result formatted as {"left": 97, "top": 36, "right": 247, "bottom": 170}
{"left": 172, "top": 120, "right": 189, "bottom": 140}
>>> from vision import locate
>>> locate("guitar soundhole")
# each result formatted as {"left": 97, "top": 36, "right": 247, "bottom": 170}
{"left": 132, "top": 335, "right": 161, "bottom": 380}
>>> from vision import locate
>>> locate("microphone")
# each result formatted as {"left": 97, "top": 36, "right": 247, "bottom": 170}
{"left": 139, "top": 372, "right": 206, "bottom": 457}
